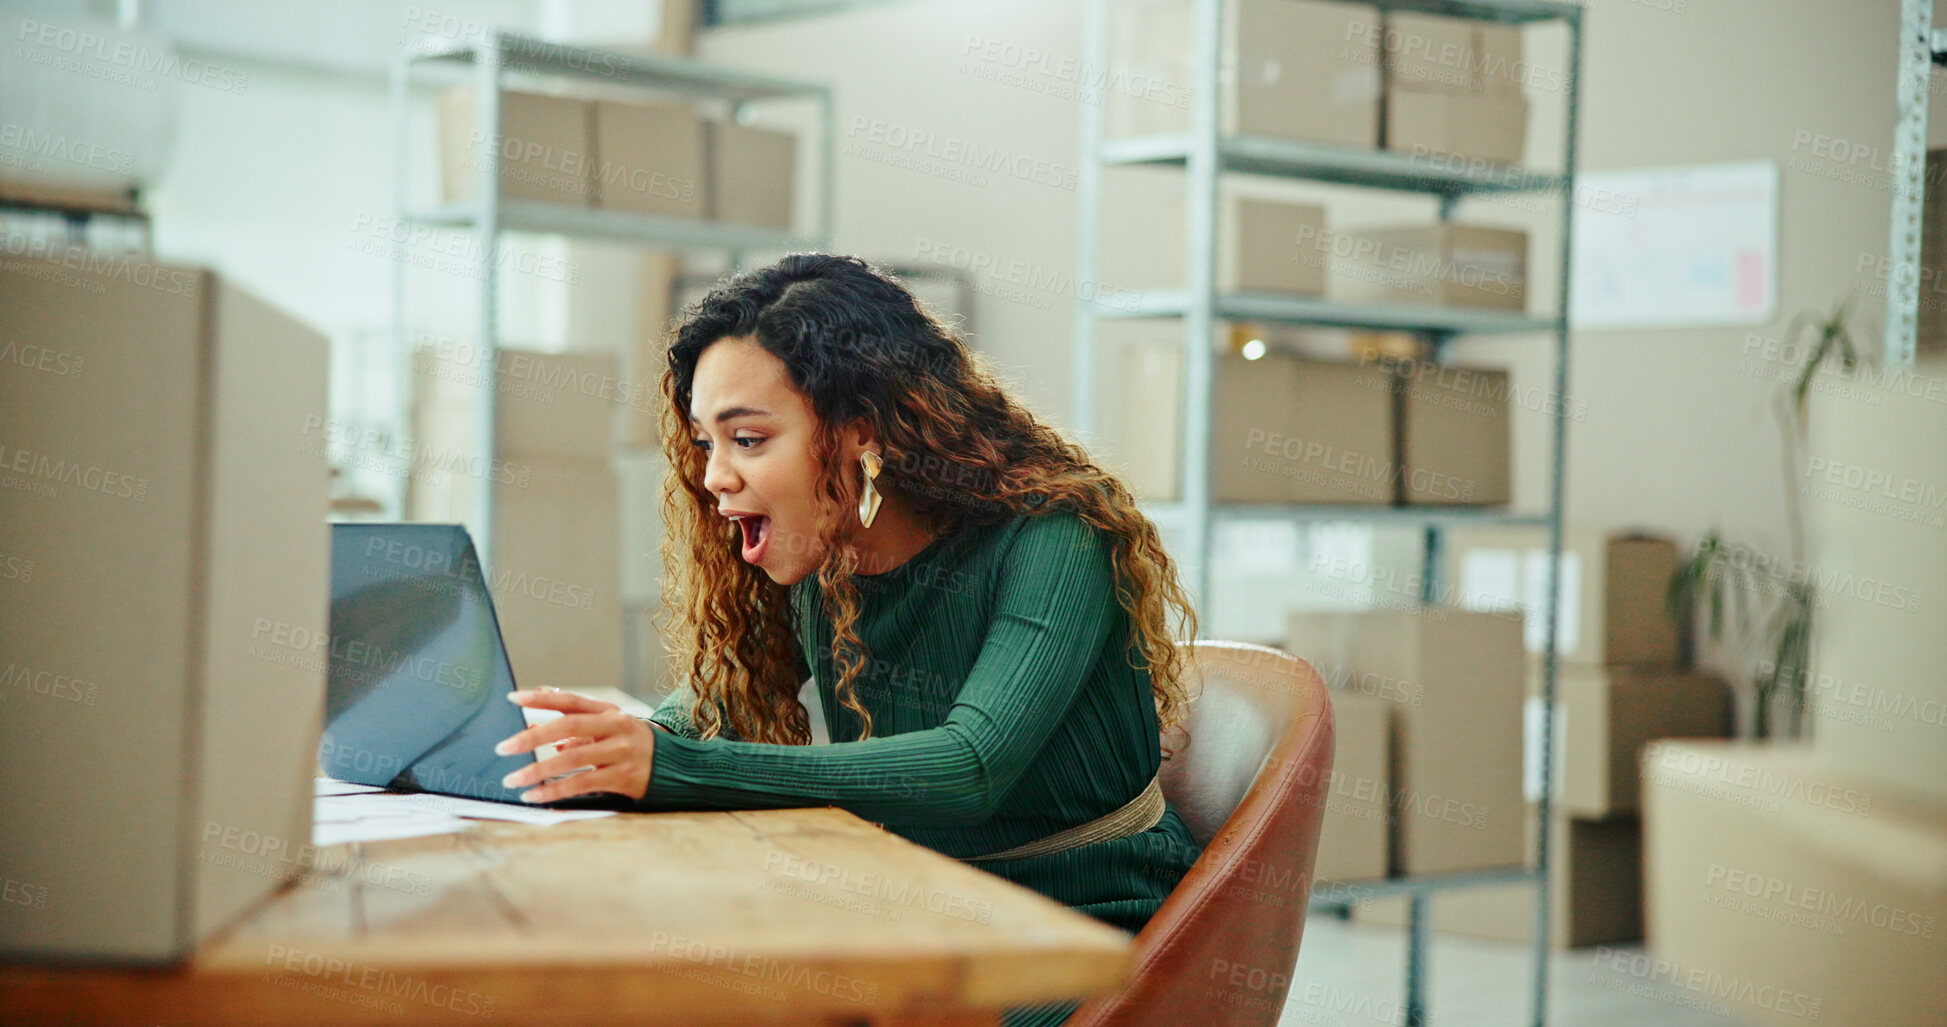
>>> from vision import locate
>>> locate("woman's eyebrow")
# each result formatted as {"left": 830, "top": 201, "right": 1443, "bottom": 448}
{"left": 688, "top": 406, "right": 776, "bottom": 424}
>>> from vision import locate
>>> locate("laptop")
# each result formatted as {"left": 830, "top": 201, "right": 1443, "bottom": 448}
{"left": 321, "top": 523, "right": 585, "bottom": 806}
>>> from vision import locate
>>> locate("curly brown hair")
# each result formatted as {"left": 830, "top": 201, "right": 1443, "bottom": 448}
{"left": 656, "top": 253, "right": 1199, "bottom": 750}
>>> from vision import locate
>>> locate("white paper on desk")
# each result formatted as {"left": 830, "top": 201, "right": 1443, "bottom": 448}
{"left": 313, "top": 793, "right": 447, "bottom": 824}
{"left": 377, "top": 791, "right": 617, "bottom": 825}
{"left": 319, "top": 790, "right": 616, "bottom": 826}
{"left": 313, "top": 815, "right": 472, "bottom": 848}
{"left": 315, "top": 777, "right": 384, "bottom": 797}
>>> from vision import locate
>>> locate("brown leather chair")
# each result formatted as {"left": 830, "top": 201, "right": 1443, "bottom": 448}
{"left": 1067, "top": 641, "right": 1336, "bottom": 1027}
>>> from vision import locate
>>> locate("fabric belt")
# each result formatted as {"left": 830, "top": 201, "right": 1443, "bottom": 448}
{"left": 962, "top": 774, "right": 1166, "bottom": 863}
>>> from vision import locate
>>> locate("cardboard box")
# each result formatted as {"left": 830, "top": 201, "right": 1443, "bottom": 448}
{"left": 413, "top": 346, "right": 623, "bottom": 462}
{"left": 1107, "top": 328, "right": 1185, "bottom": 502}
{"left": 1286, "top": 611, "right": 1527, "bottom": 875}
{"left": 1108, "top": 0, "right": 1382, "bottom": 149}
{"left": 0, "top": 254, "right": 329, "bottom": 961}
{"left": 439, "top": 85, "right": 595, "bottom": 206}
{"left": 1382, "top": 12, "right": 1524, "bottom": 95}
{"left": 491, "top": 462, "right": 625, "bottom": 695}
{"left": 623, "top": 252, "right": 680, "bottom": 449}
{"left": 1115, "top": 340, "right": 1395, "bottom": 504}
{"left": 1540, "top": 665, "right": 1731, "bottom": 818}
{"left": 593, "top": 100, "right": 707, "bottom": 219}
{"left": 1163, "top": 196, "right": 1330, "bottom": 294}
{"left": 1331, "top": 224, "right": 1528, "bottom": 311}
{"left": 708, "top": 120, "right": 796, "bottom": 229}
{"left": 1385, "top": 88, "right": 1529, "bottom": 167}
{"left": 1313, "top": 690, "right": 1391, "bottom": 883}
{"left": 1644, "top": 743, "right": 1947, "bottom": 1025}
{"left": 1443, "top": 527, "right": 1684, "bottom": 667}
{"left": 1357, "top": 813, "right": 1647, "bottom": 948}
{"left": 1396, "top": 360, "right": 1512, "bottom": 506}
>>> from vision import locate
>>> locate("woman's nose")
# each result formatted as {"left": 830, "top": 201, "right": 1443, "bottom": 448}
{"left": 702, "top": 448, "right": 740, "bottom": 495}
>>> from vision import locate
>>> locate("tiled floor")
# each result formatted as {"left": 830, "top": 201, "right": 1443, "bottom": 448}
{"left": 1283, "top": 917, "right": 1750, "bottom": 1026}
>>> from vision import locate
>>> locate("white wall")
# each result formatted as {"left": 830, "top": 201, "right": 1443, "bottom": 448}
{"left": 694, "top": 0, "right": 1940, "bottom": 699}
{"left": 68, "top": 0, "right": 1945, "bottom": 735}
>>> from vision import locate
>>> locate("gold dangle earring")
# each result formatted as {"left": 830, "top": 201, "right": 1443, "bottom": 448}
{"left": 857, "top": 451, "right": 883, "bottom": 529}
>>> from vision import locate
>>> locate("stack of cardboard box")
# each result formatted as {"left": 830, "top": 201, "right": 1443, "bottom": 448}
{"left": 1380, "top": 10, "right": 1528, "bottom": 167}
{"left": 1107, "top": 0, "right": 1383, "bottom": 148}
{"left": 1288, "top": 610, "right": 1529, "bottom": 883}
{"left": 408, "top": 346, "right": 626, "bottom": 696}
{"left": 1110, "top": 325, "right": 1511, "bottom": 507}
{"left": 1345, "top": 528, "right": 1732, "bottom": 947}
{"left": 1327, "top": 222, "right": 1529, "bottom": 313}
{"left": 438, "top": 86, "right": 796, "bottom": 230}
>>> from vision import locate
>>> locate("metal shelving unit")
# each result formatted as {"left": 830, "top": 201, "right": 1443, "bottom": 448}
{"left": 1889, "top": 0, "right": 1940, "bottom": 369}
{"left": 387, "top": 30, "right": 834, "bottom": 552}
{"left": 1072, "top": 2, "right": 1583, "bottom": 1025}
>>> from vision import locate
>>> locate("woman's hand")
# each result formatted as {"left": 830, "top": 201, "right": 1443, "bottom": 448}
{"left": 495, "top": 689, "right": 657, "bottom": 803}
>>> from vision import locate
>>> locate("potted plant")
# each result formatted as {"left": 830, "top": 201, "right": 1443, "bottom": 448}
{"left": 1666, "top": 298, "right": 1861, "bottom": 739}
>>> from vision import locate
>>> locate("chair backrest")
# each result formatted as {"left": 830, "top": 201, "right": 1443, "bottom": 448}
{"left": 1068, "top": 641, "right": 1335, "bottom": 1027}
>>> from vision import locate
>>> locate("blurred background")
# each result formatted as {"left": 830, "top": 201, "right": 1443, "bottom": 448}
{"left": 2, "top": 1, "right": 1944, "bottom": 1024}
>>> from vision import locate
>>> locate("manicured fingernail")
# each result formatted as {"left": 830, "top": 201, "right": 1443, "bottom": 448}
{"left": 519, "top": 790, "right": 541, "bottom": 803}
{"left": 505, "top": 691, "right": 526, "bottom": 703}
{"left": 494, "top": 739, "right": 516, "bottom": 756}
{"left": 501, "top": 771, "right": 523, "bottom": 788}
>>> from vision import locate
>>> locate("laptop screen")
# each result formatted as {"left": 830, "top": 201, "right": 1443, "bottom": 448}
{"left": 320, "top": 524, "right": 537, "bottom": 804}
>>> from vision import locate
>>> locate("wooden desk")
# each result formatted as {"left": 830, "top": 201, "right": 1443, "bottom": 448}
{"left": 0, "top": 808, "right": 1133, "bottom": 1025}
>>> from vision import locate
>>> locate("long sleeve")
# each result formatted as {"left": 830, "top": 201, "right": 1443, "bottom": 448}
{"left": 634, "top": 511, "right": 1119, "bottom": 827}
{"left": 645, "top": 683, "right": 704, "bottom": 740}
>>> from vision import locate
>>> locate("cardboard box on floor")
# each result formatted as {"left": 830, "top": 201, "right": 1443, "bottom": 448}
{"left": 1111, "top": 331, "right": 1394, "bottom": 504}
{"left": 708, "top": 120, "right": 796, "bottom": 229}
{"left": 440, "top": 85, "right": 595, "bottom": 206}
{"left": 413, "top": 345, "right": 623, "bottom": 462}
{"left": 1355, "top": 811, "right": 1647, "bottom": 949}
{"left": 1313, "top": 690, "right": 1391, "bottom": 883}
{"left": 1644, "top": 742, "right": 1947, "bottom": 1025}
{"left": 1440, "top": 526, "right": 1685, "bottom": 668}
{"left": 1286, "top": 610, "right": 1526, "bottom": 875}
{"left": 1395, "top": 359, "right": 1512, "bottom": 506}
{"left": 1107, "top": 0, "right": 1382, "bottom": 148}
{"left": 0, "top": 254, "right": 329, "bottom": 960}
{"left": 593, "top": 100, "right": 707, "bottom": 219}
{"left": 1539, "top": 664, "right": 1731, "bottom": 819}
{"left": 1330, "top": 224, "right": 1528, "bottom": 311}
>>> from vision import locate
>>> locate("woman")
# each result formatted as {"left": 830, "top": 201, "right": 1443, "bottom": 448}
{"left": 496, "top": 253, "right": 1203, "bottom": 1027}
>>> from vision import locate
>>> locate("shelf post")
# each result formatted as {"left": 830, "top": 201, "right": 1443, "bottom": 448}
{"left": 471, "top": 33, "right": 505, "bottom": 573}
{"left": 1888, "top": 0, "right": 1935, "bottom": 370}
{"left": 1072, "top": 0, "right": 1107, "bottom": 441}
{"left": 1179, "top": 0, "right": 1223, "bottom": 615}
{"left": 1531, "top": 8, "right": 1586, "bottom": 1027}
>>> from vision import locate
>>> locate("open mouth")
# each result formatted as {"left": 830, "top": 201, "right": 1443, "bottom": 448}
{"left": 734, "top": 515, "right": 771, "bottom": 563}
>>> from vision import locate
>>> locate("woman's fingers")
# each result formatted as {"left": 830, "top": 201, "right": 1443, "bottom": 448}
{"left": 503, "top": 735, "right": 629, "bottom": 792}
{"left": 495, "top": 711, "right": 610, "bottom": 757}
{"left": 506, "top": 689, "right": 619, "bottom": 715}
{"left": 498, "top": 716, "right": 655, "bottom": 803}
{"left": 514, "top": 764, "right": 635, "bottom": 805}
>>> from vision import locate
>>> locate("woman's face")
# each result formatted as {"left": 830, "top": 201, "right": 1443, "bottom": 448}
{"left": 687, "top": 336, "right": 847, "bottom": 586}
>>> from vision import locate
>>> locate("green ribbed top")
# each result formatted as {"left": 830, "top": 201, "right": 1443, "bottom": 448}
{"left": 640, "top": 505, "right": 1201, "bottom": 937}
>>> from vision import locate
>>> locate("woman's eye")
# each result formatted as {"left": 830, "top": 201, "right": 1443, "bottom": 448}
{"left": 732, "top": 436, "right": 763, "bottom": 449}
{"left": 690, "top": 438, "right": 711, "bottom": 452}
